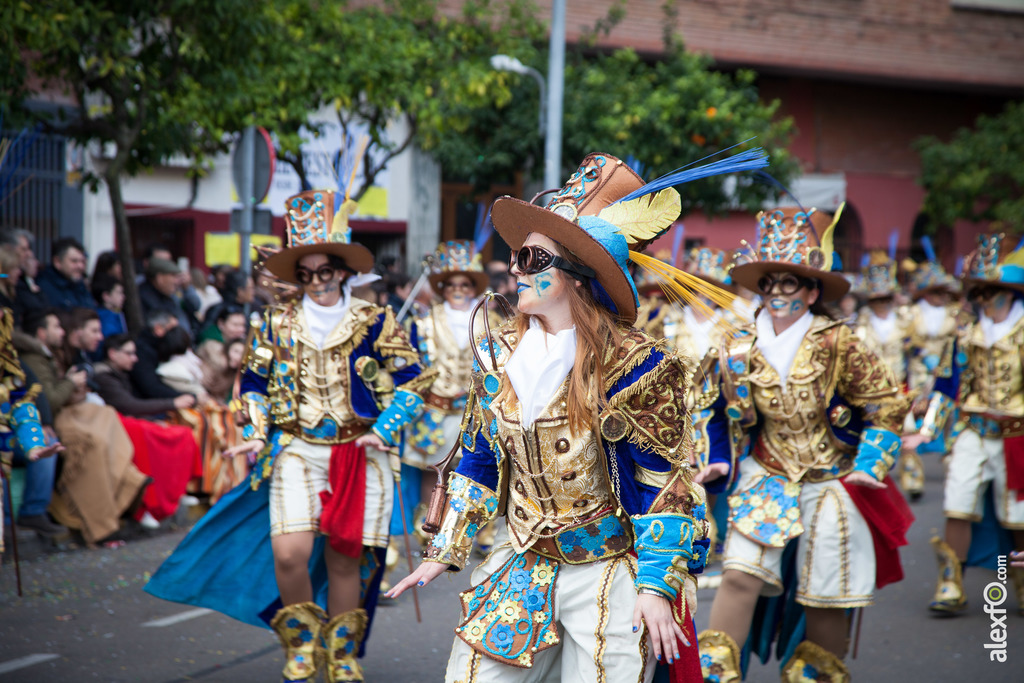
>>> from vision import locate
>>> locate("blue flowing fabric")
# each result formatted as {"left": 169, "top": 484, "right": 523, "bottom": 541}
{"left": 144, "top": 481, "right": 386, "bottom": 656}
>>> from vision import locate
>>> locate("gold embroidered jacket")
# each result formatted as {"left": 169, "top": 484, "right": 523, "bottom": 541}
{"left": 238, "top": 298, "right": 436, "bottom": 484}
{"left": 425, "top": 321, "right": 710, "bottom": 602}
{"left": 719, "top": 315, "right": 908, "bottom": 483}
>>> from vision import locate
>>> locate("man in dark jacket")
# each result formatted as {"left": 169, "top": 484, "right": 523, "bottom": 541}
{"left": 36, "top": 238, "right": 95, "bottom": 311}
{"left": 131, "top": 309, "right": 193, "bottom": 401}
{"left": 0, "top": 228, "right": 49, "bottom": 326}
{"left": 138, "top": 258, "right": 196, "bottom": 336}
{"left": 95, "top": 334, "right": 195, "bottom": 416}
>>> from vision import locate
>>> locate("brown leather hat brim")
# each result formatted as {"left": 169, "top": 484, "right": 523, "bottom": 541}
{"left": 428, "top": 270, "right": 491, "bottom": 294}
{"left": 962, "top": 277, "right": 1024, "bottom": 296}
{"left": 731, "top": 262, "right": 851, "bottom": 302}
{"left": 490, "top": 196, "right": 638, "bottom": 324}
{"left": 263, "top": 243, "right": 375, "bottom": 283}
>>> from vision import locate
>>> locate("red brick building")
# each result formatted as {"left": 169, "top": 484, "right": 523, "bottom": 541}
{"left": 473, "top": 0, "right": 1024, "bottom": 270}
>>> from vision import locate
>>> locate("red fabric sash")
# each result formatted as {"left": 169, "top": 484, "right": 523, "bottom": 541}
{"left": 841, "top": 475, "right": 914, "bottom": 589}
{"left": 668, "top": 595, "right": 702, "bottom": 683}
{"left": 1003, "top": 434, "right": 1024, "bottom": 501}
{"left": 318, "top": 441, "right": 367, "bottom": 558}
{"left": 120, "top": 416, "right": 202, "bottom": 521}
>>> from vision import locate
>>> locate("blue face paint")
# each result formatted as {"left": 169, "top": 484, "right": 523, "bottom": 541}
{"left": 788, "top": 300, "right": 804, "bottom": 315}
{"left": 768, "top": 298, "right": 788, "bottom": 310}
{"left": 517, "top": 283, "right": 531, "bottom": 294}
{"left": 533, "top": 272, "right": 554, "bottom": 295}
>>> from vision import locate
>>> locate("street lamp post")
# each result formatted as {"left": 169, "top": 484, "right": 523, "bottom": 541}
{"left": 489, "top": 54, "right": 546, "bottom": 137}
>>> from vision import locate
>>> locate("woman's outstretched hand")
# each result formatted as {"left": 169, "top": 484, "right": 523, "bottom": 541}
{"left": 632, "top": 592, "right": 691, "bottom": 666}
{"left": 384, "top": 561, "right": 449, "bottom": 598}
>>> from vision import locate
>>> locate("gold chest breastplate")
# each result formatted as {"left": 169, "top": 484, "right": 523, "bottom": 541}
{"left": 283, "top": 304, "right": 372, "bottom": 441}
{"left": 420, "top": 306, "right": 474, "bottom": 402}
{"left": 962, "top": 323, "right": 1024, "bottom": 417}
{"left": 492, "top": 383, "right": 612, "bottom": 553}
{"left": 749, "top": 340, "right": 853, "bottom": 482}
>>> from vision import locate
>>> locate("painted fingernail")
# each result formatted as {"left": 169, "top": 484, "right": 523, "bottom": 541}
{"left": 657, "top": 654, "right": 662, "bottom": 661}
{"left": 668, "top": 657, "right": 674, "bottom": 664}
{"left": 632, "top": 626, "right": 638, "bottom": 633}
{"left": 417, "top": 581, "right": 425, "bottom": 586}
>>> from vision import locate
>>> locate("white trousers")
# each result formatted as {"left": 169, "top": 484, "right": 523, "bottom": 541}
{"left": 268, "top": 438, "right": 393, "bottom": 548}
{"left": 944, "top": 429, "right": 1024, "bottom": 528}
{"left": 444, "top": 544, "right": 655, "bottom": 683}
{"left": 723, "top": 457, "right": 876, "bottom": 608}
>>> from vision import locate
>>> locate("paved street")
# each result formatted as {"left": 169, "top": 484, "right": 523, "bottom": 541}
{"left": 1, "top": 453, "right": 1022, "bottom": 682}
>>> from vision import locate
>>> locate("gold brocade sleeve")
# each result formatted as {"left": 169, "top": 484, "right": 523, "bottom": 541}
{"left": 835, "top": 324, "right": 910, "bottom": 433}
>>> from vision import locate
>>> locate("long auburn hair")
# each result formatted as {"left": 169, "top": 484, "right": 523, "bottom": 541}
{"left": 497, "top": 240, "right": 624, "bottom": 436}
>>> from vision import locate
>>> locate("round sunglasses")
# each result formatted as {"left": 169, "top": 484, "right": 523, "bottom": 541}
{"left": 757, "top": 273, "right": 816, "bottom": 296}
{"left": 295, "top": 264, "right": 338, "bottom": 285}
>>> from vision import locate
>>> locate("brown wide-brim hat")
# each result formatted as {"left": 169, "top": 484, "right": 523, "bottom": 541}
{"left": 962, "top": 276, "right": 1024, "bottom": 296}
{"left": 263, "top": 243, "right": 375, "bottom": 284}
{"left": 428, "top": 269, "right": 490, "bottom": 294}
{"left": 731, "top": 261, "right": 851, "bottom": 302}
{"left": 490, "top": 154, "right": 648, "bottom": 324}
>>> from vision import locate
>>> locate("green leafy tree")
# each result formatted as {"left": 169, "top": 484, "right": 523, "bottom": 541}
{"left": 1, "top": 0, "right": 282, "bottom": 331}
{"left": 261, "top": 0, "right": 544, "bottom": 198}
{"left": 916, "top": 101, "right": 1024, "bottom": 232}
{"left": 430, "top": 36, "right": 796, "bottom": 217}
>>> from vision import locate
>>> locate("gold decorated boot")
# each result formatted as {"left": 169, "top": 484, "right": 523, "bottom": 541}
{"left": 929, "top": 536, "right": 967, "bottom": 614}
{"left": 324, "top": 608, "right": 368, "bottom": 683}
{"left": 781, "top": 640, "right": 850, "bottom": 682}
{"left": 269, "top": 601, "right": 327, "bottom": 682}
{"left": 697, "top": 630, "right": 740, "bottom": 683}
{"left": 900, "top": 450, "right": 925, "bottom": 501}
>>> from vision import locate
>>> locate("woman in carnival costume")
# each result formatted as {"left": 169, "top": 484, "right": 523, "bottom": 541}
{"left": 696, "top": 206, "right": 913, "bottom": 682}
{"left": 899, "top": 239, "right": 964, "bottom": 502}
{"left": 145, "top": 189, "right": 435, "bottom": 683}
{"left": 907, "top": 233, "right": 1024, "bottom": 617}
{"left": 852, "top": 249, "right": 918, "bottom": 499}
{"left": 404, "top": 240, "right": 497, "bottom": 551}
{"left": 389, "top": 148, "right": 772, "bottom": 682}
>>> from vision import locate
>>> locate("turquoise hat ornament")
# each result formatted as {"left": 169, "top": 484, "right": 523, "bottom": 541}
{"left": 963, "top": 232, "right": 1024, "bottom": 294}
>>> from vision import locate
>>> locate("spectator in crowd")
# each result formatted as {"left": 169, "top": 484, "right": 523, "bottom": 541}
{"left": 485, "top": 258, "right": 517, "bottom": 303}
{"left": 36, "top": 237, "right": 95, "bottom": 311}
{"left": 9, "top": 348, "right": 67, "bottom": 540}
{"left": 137, "top": 244, "right": 173, "bottom": 284}
{"left": 382, "top": 271, "right": 412, "bottom": 311}
{"left": 159, "top": 325, "right": 247, "bottom": 503}
{"left": 16, "top": 309, "right": 148, "bottom": 544}
{"left": 92, "top": 274, "right": 127, "bottom": 339}
{"left": 0, "top": 244, "right": 21, "bottom": 310}
{"left": 191, "top": 267, "right": 222, "bottom": 322}
{"left": 201, "top": 270, "right": 254, "bottom": 340}
{"left": 197, "top": 306, "right": 246, "bottom": 348}
{"left": 201, "top": 337, "right": 245, "bottom": 402}
{"left": 132, "top": 309, "right": 193, "bottom": 401}
{"left": 94, "top": 334, "right": 203, "bottom": 528}
{"left": 156, "top": 326, "right": 209, "bottom": 403}
{"left": 94, "top": 335, "right": 195, "bottom": 417}
{"left": 59, "top": 307, "right": 105, "bottom": 391}
{"left": 0, "top": 227, "right": 48, "bottom": 326}
{"left": 138, "top": 257, "right": 196, "bottom": 335}
{"left": 209, "top": 264, "right": 234, "bottom": 292}
{"left": 91, "top": 250, "right": 122, "bottom": 282}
